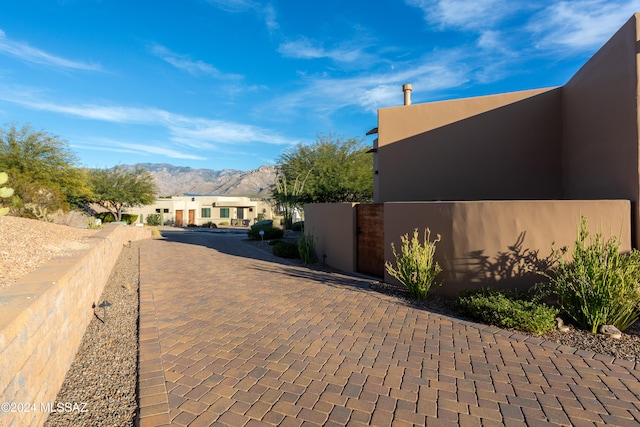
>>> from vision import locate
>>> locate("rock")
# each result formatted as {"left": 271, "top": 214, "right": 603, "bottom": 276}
{"left": 600, "top": 324, "right": 622, "bottom": 339}
{"left": 556, "top": 317, "right": 570, "bottom": 332}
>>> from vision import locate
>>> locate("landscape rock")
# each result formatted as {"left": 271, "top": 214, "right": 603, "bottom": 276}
{"left": 600, "top": 324, "right": 623, "bottom": 339}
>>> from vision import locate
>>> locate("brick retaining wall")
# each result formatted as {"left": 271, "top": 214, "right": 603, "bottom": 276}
{"left": 0, "top": 224, "right": 151, "bottom": 427}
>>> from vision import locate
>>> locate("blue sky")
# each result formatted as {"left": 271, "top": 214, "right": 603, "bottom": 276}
{"left": 1, "top": 0, "right": 639, "bottom": 171}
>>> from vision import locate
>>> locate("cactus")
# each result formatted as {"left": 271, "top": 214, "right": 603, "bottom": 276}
{"left": 0, "top": 172, "right": 14, "bottom": 216}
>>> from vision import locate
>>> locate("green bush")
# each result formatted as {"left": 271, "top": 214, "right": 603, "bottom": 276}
{"left": 457, "top": 288, "right": 559, "bottom": 335}
{"left": 219, "top": 221, "right": 229, "bottom": 226}
{"left": 146, "top": 213, "right": 161, "bottom": 226}
{"left": 272, "top": 240, "right": 299, "bottom": 258}
{"left": 96, "top": 212, "right": 115, "bottom": 223}
{"left": 292, "top": 221, "right": 304, "bottom": 232}
{"left": 385, "top": 228, "right": 442, "bottom": 300}
{"left": 542, "top": 216, "right": 640, "bottom": 333}
{"left": 247, "top": 225, "right": 284, "bottom": 240}
{"left": 298, "top": 233, "right": 315, "bottom": 264}
{"left": 122, "top": 214, "right": 138, "bottom": 225}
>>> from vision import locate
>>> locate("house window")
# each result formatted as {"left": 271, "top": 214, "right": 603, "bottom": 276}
{"left": 163, "top": 208, "right": 169, "bottom": 213}
{"left": 155, "top": 208, "right": 161, "bottom": 213}
{"left": 220, "top": 208, "right": 230, "bottom": 218}
{"left": 201, "top": 208, "right": 211, "bottom": 218}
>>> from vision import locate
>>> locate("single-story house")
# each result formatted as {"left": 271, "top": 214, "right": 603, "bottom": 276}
{"left": 125, "top": 195, "right": 273, "bottom": 227}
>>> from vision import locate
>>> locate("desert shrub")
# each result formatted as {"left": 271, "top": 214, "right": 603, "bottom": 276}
{"left": 385, "top": 228, "right": 442, "bottom": 300}
{"left": 457, "top": 288, "right": 559, "bottom": 335}
{"left": 542, "top": 216, "right": 640, "bottom": 333}
{"left": 122, "top": 214, "right": 138, "bottom": 225}
{"left": 272, "top": 240, "right": 299, "bottom": 258}
{"left": 219, "top": 221, "right": 229, "bottom": 226}
{"left": 292, "top": 221, "right": 304, "bottom": 232}
{"left": 87, "top": 218, "right": 103, "bottom": 229}
{"left": 254, "top": 219, "right": 273, "bottom": 227}
{"left": 146, "top": 213, "right": 161, "bottom": 226}
{"left": 96, "top": 212, "right": 115, "bottom": 223}
{"left": 201, "top": 221, "right": 217, "bottom": 228}
{"left": 298, "top": 233, "right": 315, "bottom": 264}
{"left": 187, "top": 223, "right": 198, "bottom": 227}
{"left": 248, "top": 225, "right": 284, "bottom": 240}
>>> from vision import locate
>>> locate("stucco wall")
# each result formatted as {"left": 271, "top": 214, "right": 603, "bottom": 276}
{"left": 563, "top": 14, "right": 640, "bottom": 247}
{"left": 304, "top": 203, "right": 357, "bottom": 273}
{"left": 0, "top": 224, "right": 151, "bottom": 427}
{"left": 376, "top": 87, "right": 563, "bottom": 203}
{"left": 384, "top": 200, "right": 631, "bottom": 296}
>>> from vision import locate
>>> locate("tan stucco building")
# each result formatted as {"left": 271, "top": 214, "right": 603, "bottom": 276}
{"left": 125, "top": 195, "right": 273, "bottom": 227}
{"left": 306, "top": 13, "right": 640, "bottom": 295}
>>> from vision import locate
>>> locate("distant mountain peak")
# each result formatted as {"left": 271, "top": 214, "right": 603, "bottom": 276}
{"left": 128, "top": 163, "right": 276, "bottom": 197}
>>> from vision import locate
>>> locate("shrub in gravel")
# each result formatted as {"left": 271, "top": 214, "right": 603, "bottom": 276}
{"left": 541, "top": 216, "right": 640, "bottom": 333}
{"left": 272, "top": 240, "right": 299, "bottom": 258}
{"left": 248, "top": 225, "right": 284, "bottom": 240}
{"left": 298, "top": 233, "right": 316, "bottom": 264}
{"left": 146, "top": 213, "right": 161, "bottom": 226}
{"left": 385, "top": 228, "right": 442, "bottom": 300}
{"left": 457, "top": 288, "right": 559, "bottom": 335}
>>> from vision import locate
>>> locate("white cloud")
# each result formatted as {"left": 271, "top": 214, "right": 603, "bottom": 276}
{"left": 263, "top": 4, "right": 279, "bottom": 31}
{"left": 0, "top": 89, "right": 298, "bottom": 149}
{"left": 205, "top": 0, "right": 279, "bottom": 32}
{"left": 405, "top": 0, "right": 512, "bottom": 31}
{"left": 278, "top": 37, "right": 375, "bottom": 64}
{"left": 150, "top": 44, "right": 242, "bottom": 79}
{"left": 0, "top": 29, "right": 102, "bottom": 71}
{"left": 528, "top": 0, "right": 640, "bottom": 50}
{"left": 261, "top": 55, "right": 469, "bottom": 119}
{"left": 73, "top": 137, "right": 207, "bottom": 160}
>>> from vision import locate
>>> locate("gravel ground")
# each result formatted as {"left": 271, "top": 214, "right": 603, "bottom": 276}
{"left": 0, "top": 215, "right": 96, "bottom": 288}
{"left": 43, "top": 241, "right": 140, "bottom": 427}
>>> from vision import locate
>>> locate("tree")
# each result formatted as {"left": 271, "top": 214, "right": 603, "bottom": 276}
{"left": 89, "top": 166, "right": 157, "bottom": 222}
{"left": 0, "top": 124, "right": 92, "bottom": 218}
{"left": 274, "top": 133, "right": 373, "bottom": 210}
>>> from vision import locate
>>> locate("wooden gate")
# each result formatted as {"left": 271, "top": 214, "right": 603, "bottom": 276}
{"left": 188, "top": 209, "right": 195, "bottom": 225}
{"left": 175, "top": 210, "right": 183, "bottom": 226}
{"left": 356, "top": 204, "right": 384, "bottom": 278}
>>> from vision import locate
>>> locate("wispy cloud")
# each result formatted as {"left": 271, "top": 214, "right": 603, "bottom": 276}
{"left": 72, "top": 137, "right": 207, "bottom": 161}
{"left": 405, "top": 0, "right": 513, "bottom": 31}
{"left": 528, "top": 0, "right": 640, "bottom": 50}
{"left": 0, "top": 29, "right": 102, "bottom": 71}
{"left": 260, "top": 53, "right": 469, "bottom": 120}
{"left": 150, "top": 44, "right": 242, "bottom": 79}
{"left": 262, "top": 4, "right": 279, "bottom": 31}
{"left": 205, "top": 0, "right": 279, "bottom": 31}
{"left": 0, "top": 89, "right": 297, "bottom": 150}
{"left": 278, "top": 37, "right": 375, "bottom": 64}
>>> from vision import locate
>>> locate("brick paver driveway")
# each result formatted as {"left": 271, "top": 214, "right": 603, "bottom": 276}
{"left": 137, "top": 231, "right": 640, "bottom": 426}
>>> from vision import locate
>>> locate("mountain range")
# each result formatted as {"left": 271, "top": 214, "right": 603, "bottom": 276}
{"left": 130, "top": 163, "right": 277, "bottom": 197}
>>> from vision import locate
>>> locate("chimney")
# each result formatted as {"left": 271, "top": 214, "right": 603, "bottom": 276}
{"left": 402, "top": 83, "right": 412, "bottom": 106}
